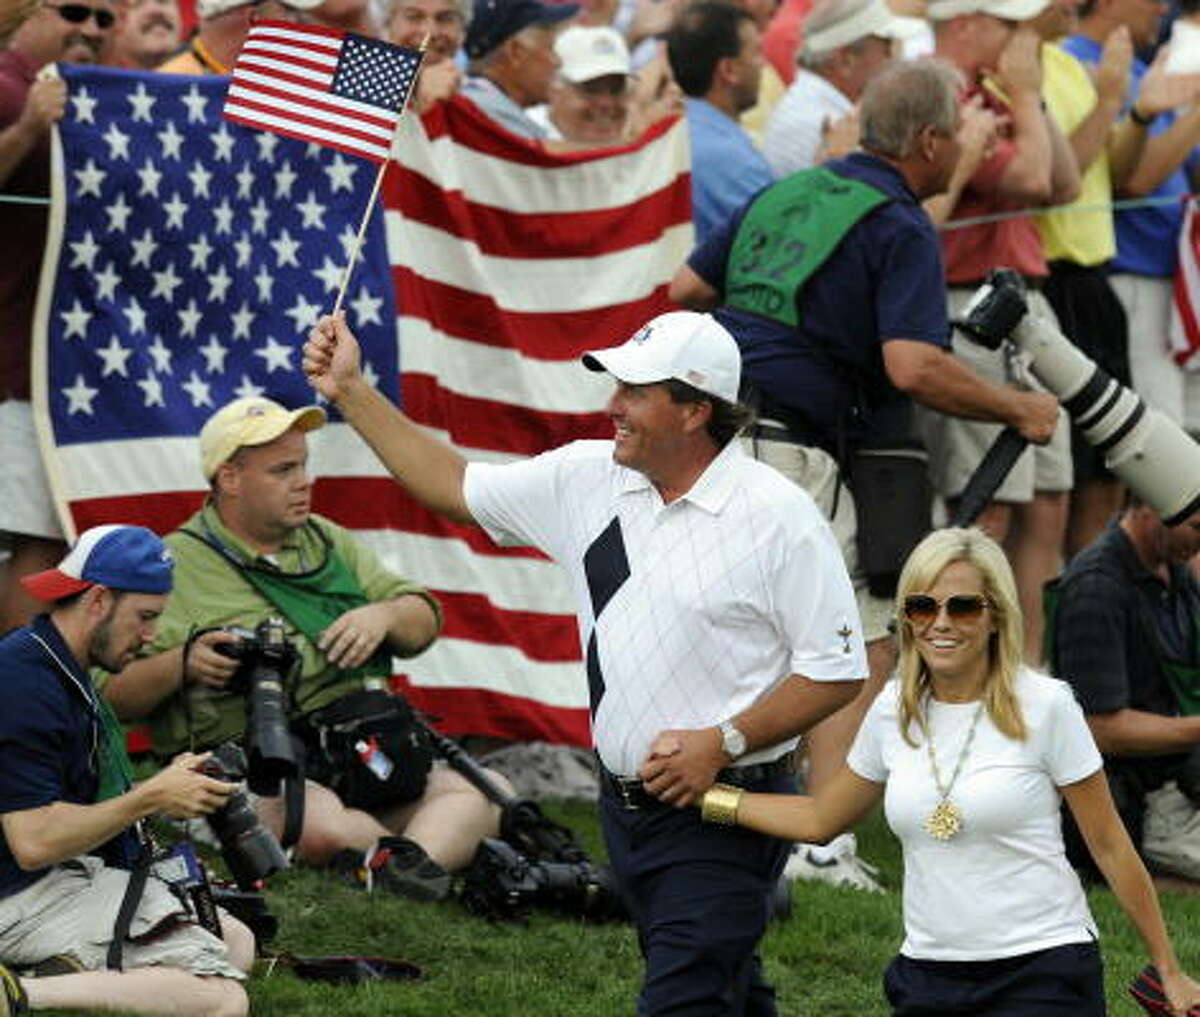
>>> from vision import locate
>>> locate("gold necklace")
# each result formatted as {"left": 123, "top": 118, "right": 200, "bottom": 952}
{"left": 922, "top": 701, "right": 984, "bottom": 841}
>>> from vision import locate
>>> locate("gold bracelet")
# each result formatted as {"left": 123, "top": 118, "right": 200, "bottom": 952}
{"left": 700, "top": 783, "right": 744, "bottom": 825}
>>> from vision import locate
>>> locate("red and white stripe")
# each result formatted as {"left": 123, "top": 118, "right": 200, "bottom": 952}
{"left": 224, "top": 20, "right": 401, "bottom": 165}
{"left": 54, "top": 96, "right": 692, "bottom": 746}
{"left": 381, "top": 97, "right": 693, "bottom": 743}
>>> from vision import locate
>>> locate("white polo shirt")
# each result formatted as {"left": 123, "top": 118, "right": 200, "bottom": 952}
{"left": 762, "top": 69, "right": 853, "bottom": 179}
{"left": 464, "top": 439, "right": 867, "bottom": 775}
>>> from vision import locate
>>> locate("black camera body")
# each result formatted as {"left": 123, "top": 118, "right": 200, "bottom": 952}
{"left": 460, "top": 837, "right": 626, "bottom": 922}
{"left": 955, "top": 267, "right": 1029, "bottom": 350}
{"left": 214, "top": 617, "right": 300, "bottom": 796}
{"left": 198, "top": 741, "right": 289, "bottom": 891}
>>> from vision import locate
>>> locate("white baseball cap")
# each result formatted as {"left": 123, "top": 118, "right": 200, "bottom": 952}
{"left": 555, "top": 25, "right": 631, "bottom": 83}
{"left": 926, "top": 0, "right": 1048, "bottom": 21}
{"left": 804, "top": 0, "right": 925, "bottom": 52}
{"left": 582, "top": 312, "right": 741, "bottom": 405}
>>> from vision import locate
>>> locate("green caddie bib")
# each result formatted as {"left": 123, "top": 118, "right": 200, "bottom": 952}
{"left": 725, "top": 167, "right": 890, "bottom": 328}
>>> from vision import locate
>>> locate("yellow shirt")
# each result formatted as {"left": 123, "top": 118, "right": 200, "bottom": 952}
{"left": 1037, "top": 42, "right": 1117, "bottom": 266}
{"left": 741, "top": 63, "right": 787, "bottom": 148}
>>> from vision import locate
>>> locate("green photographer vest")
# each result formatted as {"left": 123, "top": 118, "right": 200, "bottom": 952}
{"left": 725, "top": 166, "right": 891, "bottom": 329}
{"left": 180, "top": 517, "right": 392, "bottom": 688}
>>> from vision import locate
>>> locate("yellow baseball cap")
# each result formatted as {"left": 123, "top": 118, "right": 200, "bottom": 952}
{"left": 199, "top": 396, "right": 326, "bottom": 481}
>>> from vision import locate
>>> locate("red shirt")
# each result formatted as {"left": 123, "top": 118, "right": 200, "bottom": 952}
{"left": 0, "top": 47, "right": 49, "bottom": 402}
{"left": 762, "top": 0, "right": 810, "bottom": 87}
{"left": 941, "top": 84, "right": 1048, "bottom": 286}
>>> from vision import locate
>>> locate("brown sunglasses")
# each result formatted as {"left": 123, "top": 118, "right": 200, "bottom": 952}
{"left": 902, "top": 593, "right": 991, "bottom": 625}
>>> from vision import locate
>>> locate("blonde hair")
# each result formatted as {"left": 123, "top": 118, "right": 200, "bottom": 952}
{"left": 894, "top": 527, "right": 1027, "bottom": 746}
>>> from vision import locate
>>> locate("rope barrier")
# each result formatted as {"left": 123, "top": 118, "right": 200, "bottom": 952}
{"left": 1, "top": 185, "right": 1194, "bottom": 227}
{"left": 939, "top": 192, "right": 1193, "bottom": 230}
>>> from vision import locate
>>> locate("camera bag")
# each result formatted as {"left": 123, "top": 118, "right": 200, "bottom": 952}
{"left": 302, "top": 689, "right": 434, "bottom": 810}
{"left": 848, "top": 440, "right": 933, "bottom": 598}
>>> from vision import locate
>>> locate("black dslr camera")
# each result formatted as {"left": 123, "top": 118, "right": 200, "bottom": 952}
{"left": 460, "top": 837, "right": 626, "bottom": 922}
{"left": 198, "top": 742, "right": 290, "bottom": 891}
{"left": 213, "top": 617, "right": 301, "bottom": 796}
{"left": 199, "top": 738, "right": 290, "bottom": 892}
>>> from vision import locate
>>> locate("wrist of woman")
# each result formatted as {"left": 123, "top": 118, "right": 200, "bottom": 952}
{"left": 700, "top": 783, "right": 743, "bottom": 825}
{"left": 1152, "top": 955, "right": 1180, "bottom": 976}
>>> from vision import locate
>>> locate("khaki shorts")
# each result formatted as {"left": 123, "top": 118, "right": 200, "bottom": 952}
{"left": 918, "top": 287, "right": 1073, "bottom": 502}
{"left": 741, "top": 435, "right": 892, "bottom": 643}
{"left": 0, "top": 857, "right": 244, "bottom": 979}
{"left": 1111, "top": 273, "right": 1200, "bottom": 434}
{"left": 1143, "top": 781, "right": 1200, "bottom": 881}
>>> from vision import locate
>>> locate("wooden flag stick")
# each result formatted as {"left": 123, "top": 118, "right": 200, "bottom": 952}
{"left": 331, "top": 34, "right": 430, "bottom": 318}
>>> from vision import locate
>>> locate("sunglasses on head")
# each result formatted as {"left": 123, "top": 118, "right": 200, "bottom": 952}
{"left": 903, "top": 593, "right": 991, "bottom": 625}
{"left": 46, "top": 3, "right": 116, "bottom": 28}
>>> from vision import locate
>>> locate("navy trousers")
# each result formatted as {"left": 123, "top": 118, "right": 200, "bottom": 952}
{"left": 601, "top": 771, "right": 793, "bottom": 1017}
{"left": 884, "top": 941, "right": 1105, "bottom": 1017}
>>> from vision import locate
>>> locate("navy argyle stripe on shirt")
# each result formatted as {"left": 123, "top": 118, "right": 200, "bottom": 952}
{"left": 583, "top": 517, "right": 630, "bottom": 715}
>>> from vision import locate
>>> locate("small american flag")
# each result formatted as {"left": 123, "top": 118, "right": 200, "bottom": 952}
{"left": 224, "top": 21, "right": 422, "bottom": 164}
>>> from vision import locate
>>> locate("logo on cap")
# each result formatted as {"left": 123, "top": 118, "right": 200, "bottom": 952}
{"left": 631, "top": 325, "right": 652, "bottom": 345}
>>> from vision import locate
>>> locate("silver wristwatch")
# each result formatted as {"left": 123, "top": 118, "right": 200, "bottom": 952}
{"left": 718, "top": 720, "right": 747, "bottom": 761}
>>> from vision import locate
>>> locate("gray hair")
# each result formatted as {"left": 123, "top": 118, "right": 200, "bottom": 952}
{"left": 858, "top": 58, "right": 962, "bottom": 160}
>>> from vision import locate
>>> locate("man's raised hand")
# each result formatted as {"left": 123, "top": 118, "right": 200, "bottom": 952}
{"left": 303, "top": 311, "right": 364, "bottom": 402}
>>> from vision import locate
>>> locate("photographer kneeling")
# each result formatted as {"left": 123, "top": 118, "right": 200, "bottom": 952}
{"left": 0, "top": 525, "right": 252, "bottom": 1017}
{"left": 105, "top": 397, "right": 508, "bottom": 901}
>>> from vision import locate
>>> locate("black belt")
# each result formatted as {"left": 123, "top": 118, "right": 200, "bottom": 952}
{"left": 602, "top": 756, "right": 794, "bottom": 812}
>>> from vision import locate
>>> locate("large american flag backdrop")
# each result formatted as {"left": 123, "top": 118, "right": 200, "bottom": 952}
{"left": 33, "top": 67, "right": 693, "bottom": 745}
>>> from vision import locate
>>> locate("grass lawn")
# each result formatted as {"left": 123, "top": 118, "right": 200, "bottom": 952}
{"left": 47, "top": 801, "right": 1200, "bottom": 1015}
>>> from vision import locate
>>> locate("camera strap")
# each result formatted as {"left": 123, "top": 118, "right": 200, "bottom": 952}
{"left": 106, "top": 845, "right": 152, "bottom": 971}
{"left": 178, "top": 516, "right": 393, "bottom": 696}
{"left": 281, "top": 755, "right": 306, "bottom": 850}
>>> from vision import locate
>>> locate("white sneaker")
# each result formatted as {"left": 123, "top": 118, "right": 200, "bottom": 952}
{"left": 784, "top": 832, "right": 885, "bottom": 893}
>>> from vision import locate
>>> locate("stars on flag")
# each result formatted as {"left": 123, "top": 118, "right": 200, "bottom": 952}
{"left": 45, "top": 68, "right": 397, "bottom": 431}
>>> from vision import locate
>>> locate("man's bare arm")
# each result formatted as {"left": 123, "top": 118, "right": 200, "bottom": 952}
{"left": 303, "top": 314, "right": 475, "bottom": 524}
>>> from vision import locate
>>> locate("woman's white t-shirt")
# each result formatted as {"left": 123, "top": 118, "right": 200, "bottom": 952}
{"left": 847, "top": 668, "right": 1103, "bottom": 961}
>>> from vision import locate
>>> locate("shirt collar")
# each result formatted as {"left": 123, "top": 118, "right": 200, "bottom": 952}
{"left": 838, "top": 151, "right": 920, "bottom": 204}
{"left": 796, "top": 68, "right": 854, "bottom": 110}
{"left": 201, "top": 502, "right": 304, "bottom": 565}
{"left": 684, "top": 97, "right": 740, "bottom": 132}
{"left": 615, "top": 440, "right": 745, "bottom": 516}
{"left": 29, "top": 613, "right": 98, "bottom": 711}
{"left": 1109, "top": 521, "right": 1188, "bottom": 591}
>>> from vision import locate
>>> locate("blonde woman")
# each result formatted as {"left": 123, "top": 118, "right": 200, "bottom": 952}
{"left": 698, "top": 528, "right": 1200, "bottom": 1016}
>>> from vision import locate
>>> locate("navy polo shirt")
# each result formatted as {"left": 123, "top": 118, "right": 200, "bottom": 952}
{"left": 0, "top": 615, "right": 136, "bottom": 896}
{"left": 688, "top": 152, "right": 951, "bottom": 450}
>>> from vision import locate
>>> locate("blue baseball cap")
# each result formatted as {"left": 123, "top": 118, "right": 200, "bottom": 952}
{"left": 21, "top": 525, "right": 174, "bottom": 601}
{"left": 464, "top": 0, "right": 579, "bottom": 60}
